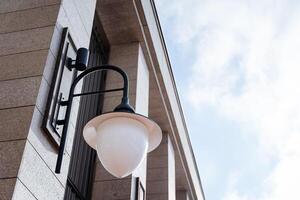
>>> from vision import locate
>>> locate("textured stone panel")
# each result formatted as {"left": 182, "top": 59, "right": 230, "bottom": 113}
{"left": 0, "top": 140, "right": 26, "bottom": 178}
{"left": 0, "top": 76, "right": 42, "bottom": 109}
{"left": 18, "top": 141, "right": 64, "bottom": 200}
{"left": 0, "top": 106, "right": 34, "bottom": 141}
{"left": 148, "top": 142, "right": 168, "bottom": 157}
{"left": 12, "top": 179, "right": 36, "bottom": 200}
{"left": 147, "top": 167, "right": 168, "bottom": 181}
{"left": 27, "top": 107, "right": 71, "bottom": 186}
{"left": 109, "top": 44, "right": 139, "bottom": 67}
{"left": 0, "top": 5, "right": 59, "bottom": 34}
{"left": 102, "top": 94, "right": 136, "bottom": 113}
{"left": 35, "top": 76, "right": 50, "bottom": 114}
{"left": 92, "top": 178, "right": 132, "bottom": 200}
{"left": 0, "top": 50, "right": 48, "bottom": 81}
{"left": 0, "top": 0, "right": 59, "bottom": 14}
{"left": 95, "top": 1, "right": 141, "bottom": 45}
{"left": 43, "top": 50, "right": 57, "bottom": 84}
{"left": 61, "top": 0, "right": 90, "bottom": 47}
{"left": 0, "top": 178, "right": 16, "bottom": 200}
{"left": 55, "top": 6, "right": 79, "bottom": 48}
{"left": 147, "top": 194, "right": 168, "bottom": 200}
{"left": 147, "top": 180, "right": 168, "bottom": 194}
{"left": 105, "top": 66, "right": 138, "bottom": 87}
{"left": 0, "top": 26, "right": 54, "bottom": 56}
{"left": 104, "top": 81, "right": 137, "bottom": 96}
{"left": 73, "top": 0, "right": 96, "bottom": 36}
{"left": 147, "top": 155, "right": 168, "bottom": 169}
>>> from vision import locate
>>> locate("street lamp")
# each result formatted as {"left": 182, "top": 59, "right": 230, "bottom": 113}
{"left": 55, "top": 48, "right": 162, "bottom": 178}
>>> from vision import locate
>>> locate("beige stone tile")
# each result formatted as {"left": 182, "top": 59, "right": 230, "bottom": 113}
{"left": 65, "top": 123, "right": 76, "bottom": 156}
{"left": 102, "top": 95, "right": 124, "bottom": 112}
{"left": 35, "top": 76, "right": 51, "bottom": 115}
{"left": 147, "top": 167, "right": 168, "bottom": 181}
{"left": 97, "top": 2, "right": 141, "bottom": 45}
{"left": 110, "top": 43, "right": 140, "bottom": 57}
{"left": 55, "top": 6, "right": 80, "bottom": 48}
{"left": 0, "top": 178, "right": 16, "bottom": 200}
{"left": 148, "top": 142, "right": 168, "bottom": 157}
{"left": 102, "top": 94, "right": 136, "bottom": 113}
{"left": 28, "top": 107, "right": 71, "bottom": 186}
{"left": 0, "top": 106, "right": 34, "bottom": 141}
{"left": 146, "top": 180, "right": 168, "bottom": 194}
{"left": 12, "top": 179, "right": 36, "bottom": 200}
{"left": 0, "top": 26, "right": 55, "bottom": 56}
{"left": 18, "top": 141, "right": 65, "bottom": 199}
{"left": 147, "top": 155, "right": 168, "bottom": 169}
{"left": 49, "top": 26, "right": 66, "bottom": 59}
{"left": 0, "top": 50, "right": 48, "bottom": 81}
{"left": 0, "top": 5, "right": 59, "bottom": 34}
{"left": 103, "top": 90, "right": 123, "bottom": 99}
{"left": 109, "top": 44, "right": 140, "bottom": 69}
{"left": 0, "top": 0, "right": 59, "bottom": 14}
{"left": 0, "top": 76, "right": 42, "bottom": 109}
{"left": 92, "top": 178, "right": 132, "bottom": 200}
{"left": 43, "top": 50, "right": 57, "bottom": 84}
{"left": 104, "top": 80, "right": 137, "bottom": 96}
{"left": 73, "top": 0, "right": 96, "bottom": 36}
{"left": 68, "top": 98, "right": 81, "bottom": 129}
{"left": 61, "top": 0, "right": 90, "bottom": 47}
{"left": 147, "top": 194, "right": 168, "bottom": 200}
{"left": 110, "top": 56, "right": 139, "bottom": 69}
{"left": 105, "top": 67, "right": 138, "bottom": 89}
{"left": 0, "top": 140, "right": 26, "bottom": 178}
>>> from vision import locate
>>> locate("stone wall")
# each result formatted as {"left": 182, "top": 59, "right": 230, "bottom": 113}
{"left": 146, "top": 133, "right": 176, "bottom": 200}
{"left": 0, "top": 0, "right": 96, "bottom": 199}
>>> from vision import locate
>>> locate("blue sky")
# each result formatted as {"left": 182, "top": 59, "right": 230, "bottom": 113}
{"left": 156, "top": 1, "right": 300, "bottom": 199}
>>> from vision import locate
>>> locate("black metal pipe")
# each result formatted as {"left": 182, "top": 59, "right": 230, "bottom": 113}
{"left": 73, "top": 87, "right": 124, "bottom": 97}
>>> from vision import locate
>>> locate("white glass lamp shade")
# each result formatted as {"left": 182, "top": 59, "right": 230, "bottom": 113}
{"left": 83, "top": 112, "right": 162, "bottom": 178}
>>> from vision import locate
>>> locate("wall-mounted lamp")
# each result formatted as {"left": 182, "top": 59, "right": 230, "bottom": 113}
{"left": 54, "top": 48, "right": 162, "bottom": 178}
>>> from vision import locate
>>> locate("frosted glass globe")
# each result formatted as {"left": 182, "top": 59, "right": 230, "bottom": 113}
{"left": 95, "top": 117, "right": 148, "bottom": 178}
{"left": 83, "top": 112, "right": 162, "bottom": 178}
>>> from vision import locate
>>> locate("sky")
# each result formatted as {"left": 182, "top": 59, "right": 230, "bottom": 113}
{"left": 155, "top": 0, "right": 300, "bottom": 199}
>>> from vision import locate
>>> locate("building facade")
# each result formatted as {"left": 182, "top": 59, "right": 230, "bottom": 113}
{"left": 0, "top": 0, "right": 205, "bottom": 199}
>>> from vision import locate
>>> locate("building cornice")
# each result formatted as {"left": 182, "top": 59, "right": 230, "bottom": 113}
{"left": 133, "top": 0, "right": 205, "bottom": 199}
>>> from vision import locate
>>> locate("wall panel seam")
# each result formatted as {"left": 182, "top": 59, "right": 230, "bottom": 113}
{"left": 0, "top": 104, "right": 35, "bottom": 111}
{"left": 62, "top": 2, "right": 90, "bottom": 37}
{"left": 0, "top": 3, "right": 61, "bottom": 15}
{"left": 16, "top": 177, "right": 39, "bottom": 200}
{"left": 0, "top": 138, "right": 26, "bottom": 143}
{"left": 0, "top": 176, "right": 17, "bottom": 180}
{"left": 0, "top": 75, "right": 42, "bottom": 83}
{"left": 0, "top": 24, "right": 58, "bottom": 35}
{"left": 0, "top": 25, "right": 55, "bottom": 36}
{"left": 0, "top": 48, "right": 49, "bottom": 58}
{"left": 26, "top": 140, "right": 66, "bottom": 188}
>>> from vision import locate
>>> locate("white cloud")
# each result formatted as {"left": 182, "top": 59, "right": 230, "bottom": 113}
{"left": 156, "top": 0, "right": 300, "bottom": 199}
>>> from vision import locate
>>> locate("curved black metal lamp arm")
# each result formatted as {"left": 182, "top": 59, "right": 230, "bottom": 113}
{"left": 72, "top": 64, "right": 129, "bottom": 101}
{"left": 55, "top": 64, "right": 134, "bottom": 173}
